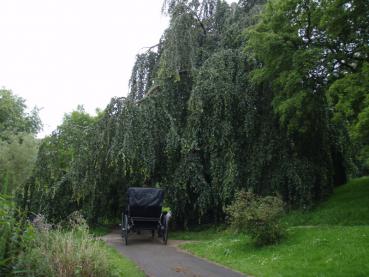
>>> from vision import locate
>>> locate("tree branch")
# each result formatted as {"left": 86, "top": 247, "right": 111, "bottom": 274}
{"left": 140, "top": 43, "right": 160, "bottom": 52}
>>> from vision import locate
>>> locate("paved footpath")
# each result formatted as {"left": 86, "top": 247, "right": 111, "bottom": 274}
{"left": 102, "top": 230, "right": 245, "bottom": 277}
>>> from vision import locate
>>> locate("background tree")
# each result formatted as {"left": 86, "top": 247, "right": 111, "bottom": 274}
{"left": 26, "top": 0, "right": 367, "bottom": 227}
{"left": 246, "top": 0, "right": 368, "bottom": 169}
{"left": 0, "top": 133, "right": 39, "bottom": 194}
{"left": 0, "top": 89, "right": 41, "bottom": 194}
{"left": 0, "top": 89, "right": 41, "bottom": 139}
{"left": 24, "top": 106, "right": 98, "bottom": 222}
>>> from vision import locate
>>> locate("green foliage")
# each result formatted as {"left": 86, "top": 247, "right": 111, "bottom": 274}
{"left": 24, "top": 106, "right": 100, "bottom": 223}
{"left": 0, "top": 194, "right": 29, "bottom": 276}
{"left": 246, "top": 0, "right": 368, "bottom": 175}
{"left": 0, "top": 133, "right": 39, "bottom": 194}
{"left": 89, "top": 225, "right": 112, "bottom": 237}
{"left": 0, "top": 90, "right": 41, "bottom": 274}
{"left": 26, "top": 0, "right": 367, "bottom": 228}
{"left": 0, "top": 89, "right": 40, "bottom": 195}
{"left": 175, "top": 177, "right": 369, "bottom": 276}
{"left": 181, "top": 226, "right": 369, "bottom": 277}
{"left": 100, "top": 243, "right": 145, "bottom": 277}
{"left": 328, "top": 63, "right": 369, "bottom": 173}
{"left": 1, "top": 200, "right": 141, "bottom": 277}
{"left": 129, "top": 50, "right": 161, "bottom": 101}
{"left": 14, "top": 222, "right": 142, "bottom": 277}
{"left": 0, "top": 89, "right": 41, "bottom": 139}
{"left": 226, "top": 191, "right": 285, "bottom": 246}
{"left": 283, "top": 176, "right": 369, "bottom": 226}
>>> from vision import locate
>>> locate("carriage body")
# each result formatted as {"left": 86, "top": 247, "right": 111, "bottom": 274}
{"left": 121, "top": 187, "right": 170, "bottom": 245}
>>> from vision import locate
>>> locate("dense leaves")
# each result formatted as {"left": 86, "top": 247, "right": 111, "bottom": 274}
{"left": 246, "top": 0, "right": 368, "bottom": 174}
{"left": 226, "top": 191, "right": 285, "bottom": 246}
{"left": 0, "top": 89, "right": 41, "bottom": 139}
{"left": 0, "top": 90, "right": 41, "bottom": 275}
{"left": 0, "top": 134, "right": 39, "bottom": 194}
{"left": 25, "top": 0, "right": 367, "bottom": 227}
{"left": 0, "top": 90, "right": 40, "bottom": 194}
{"left": 0, "top": 195, "right": 24, "bottom": 275}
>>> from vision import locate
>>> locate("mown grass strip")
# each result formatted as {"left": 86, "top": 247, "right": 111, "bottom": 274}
{"left": 180, "top": 226, "right": 369, "bottom": 277}
{"left": 173, "top": 177, "right": 369, "bottom": 276}
{"left": 100, "top": 242, "right": 146, "bottom": 277}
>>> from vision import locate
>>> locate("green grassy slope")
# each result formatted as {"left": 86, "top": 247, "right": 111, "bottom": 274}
{"left": 175, "top": 177, "right": 369, "bottom": 277}
{"left": 283, "top": 176, "right": 369, "bottom": 226}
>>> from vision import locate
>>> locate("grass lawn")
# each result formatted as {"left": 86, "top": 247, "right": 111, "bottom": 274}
{"left": 90, "top": 226, "right": 145, "bottom": 276}
{"left": 180, "top": 226, "right": 369, "bottom": 276}
{"left": 283, "top": 177, "right": 369, "bottom": 226}
{"left": 173, "top": 177, "right": 369, "bottom": 277}
{"left": 101, "top": 242, "right": 146, "bottom": 277}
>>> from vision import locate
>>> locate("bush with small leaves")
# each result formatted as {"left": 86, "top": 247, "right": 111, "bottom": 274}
{"left": 226, "top": 191, "right": 285, "bottom": 246}
{"left": 15, "top": 215, "right": 117, "bottom": 277}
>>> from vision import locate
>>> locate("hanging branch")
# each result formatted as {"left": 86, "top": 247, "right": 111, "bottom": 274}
{"left": 183, "top": 6, "right": 207, "bottom": 36}
{"left": 140, "top": 43, "right": 160, "bottom": 52}
{"left": 136, "top": 85, "right": 161, "bottom": 104}
{"left": 191, "top": 9, "right": 207, "bottom": 36}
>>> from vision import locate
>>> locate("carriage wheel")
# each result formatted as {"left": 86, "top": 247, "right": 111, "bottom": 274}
{"left": 123, "top": 214, "right": 128, "bottom": 245}
{"left": 162, "top": 218, "right": 169, "bottom": 245}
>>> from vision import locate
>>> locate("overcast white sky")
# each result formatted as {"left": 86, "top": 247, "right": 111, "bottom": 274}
{"left": 0, "top": 0, "right": 170, "bottom": 137}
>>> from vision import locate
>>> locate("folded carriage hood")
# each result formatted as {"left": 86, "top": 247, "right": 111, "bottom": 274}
{"left": 128, "top": 187, "right": 164, "bottom": 208}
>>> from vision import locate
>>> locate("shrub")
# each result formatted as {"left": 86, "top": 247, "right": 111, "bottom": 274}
{"left": 226, "top": 191, "right": 285, "bottom": 246}
{"left": 14, "top": 214, "right": 121, "bottom": 277}
{"left": 0, "top": 194, "right": 25, "bottom": 276}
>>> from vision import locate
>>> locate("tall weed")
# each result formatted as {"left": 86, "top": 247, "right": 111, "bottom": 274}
{"left": 15, "top": 214, "right": 117, "bottom": 277}
{"left": 0, "top": 194, "right": 24, "bottom": 275}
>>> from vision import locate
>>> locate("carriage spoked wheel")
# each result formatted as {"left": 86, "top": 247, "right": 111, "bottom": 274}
{"left": 123, "top": 214, "right": 128, "bottom": 245}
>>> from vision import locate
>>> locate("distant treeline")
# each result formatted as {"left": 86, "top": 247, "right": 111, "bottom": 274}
{"left": 22, "top": 0, "right": 369, "bottom": 227}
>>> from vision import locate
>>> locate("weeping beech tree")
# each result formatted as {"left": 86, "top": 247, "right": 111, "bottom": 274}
{"left": 24, "top": 0, "right": 365, "bottom": 227}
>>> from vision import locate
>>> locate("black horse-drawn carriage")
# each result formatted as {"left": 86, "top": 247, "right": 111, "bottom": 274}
{"left": 121, "top": 187, "right": 170, "bottom": 245}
